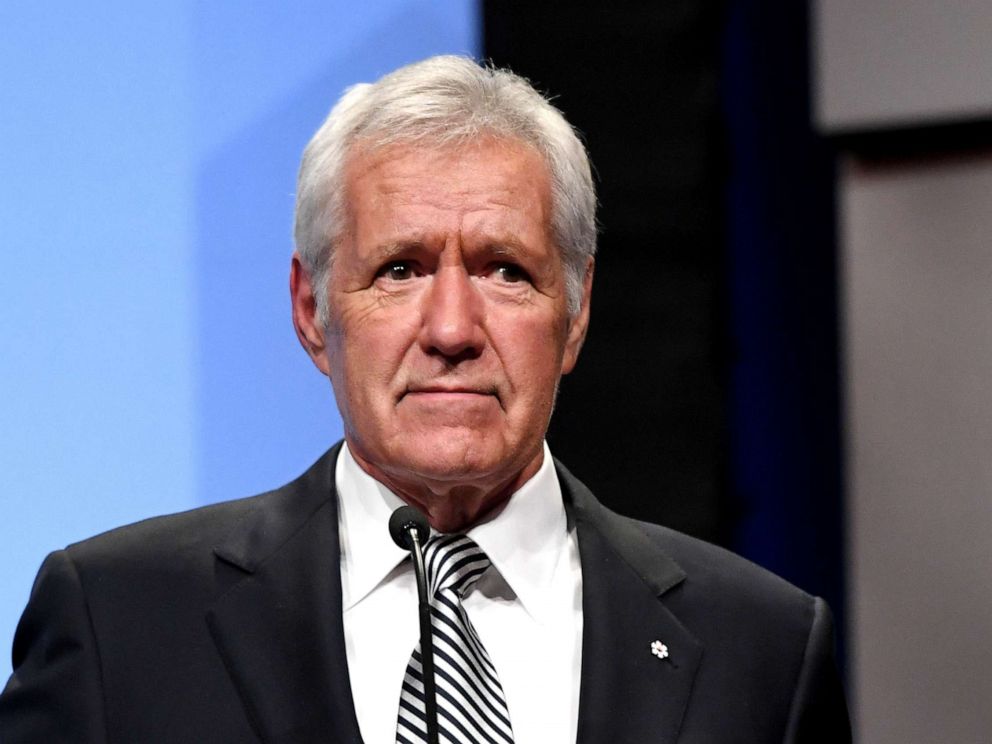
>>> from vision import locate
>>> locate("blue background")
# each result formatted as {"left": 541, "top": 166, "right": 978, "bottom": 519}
{"left": 0, "top": 0, "right": 479, "bottom": 679}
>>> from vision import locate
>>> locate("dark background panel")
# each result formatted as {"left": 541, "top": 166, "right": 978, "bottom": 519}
{"left": 485, "top": 2, "right": 730, "bottom": 545}
{"left": 484, "top": 0, "right": 845, "bottom": 662}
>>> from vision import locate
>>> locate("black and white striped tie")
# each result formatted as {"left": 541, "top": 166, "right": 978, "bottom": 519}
{"left": 396, "top": 534, "right": 515, "bottom": 744}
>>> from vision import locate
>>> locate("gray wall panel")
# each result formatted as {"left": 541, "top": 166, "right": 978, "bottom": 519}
{"left": 814, "top": 0, "right": 992, "bottom": 131}
{"left": 842, "top": 154, "right": 992, "bottom": 743}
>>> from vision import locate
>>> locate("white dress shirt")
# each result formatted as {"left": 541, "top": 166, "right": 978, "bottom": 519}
{"left": 337, "top": 442, "right": 583, "bottom": 744}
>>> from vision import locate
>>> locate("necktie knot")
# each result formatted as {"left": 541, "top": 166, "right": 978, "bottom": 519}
{"left": 424, "top": 534, "right": 491, "bottom": 599}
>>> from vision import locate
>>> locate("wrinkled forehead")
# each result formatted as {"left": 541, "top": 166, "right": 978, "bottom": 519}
{"left": 340, "top": 137, "right": 556, "bottom": 240}
{"left": 343, "top": 133, "right": 551, "bottom": 195}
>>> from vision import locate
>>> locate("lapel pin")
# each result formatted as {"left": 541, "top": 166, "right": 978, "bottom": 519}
{"left": 650, "top": 640, "right": 669, "bottom": 660}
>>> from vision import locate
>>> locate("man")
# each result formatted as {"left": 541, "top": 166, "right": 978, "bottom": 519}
{"left": 1, "top": 56, "right": 850, "bottom": 743}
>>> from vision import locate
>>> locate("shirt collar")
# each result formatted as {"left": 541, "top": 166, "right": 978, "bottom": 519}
{"left": 466, "top": 442, "right": 568, "bottom": 623}
{"left": 336, "top": 443, "right": 410, "bottom": 612}
{"left": 336, "top": 441, "right": 569, "bottom": 621}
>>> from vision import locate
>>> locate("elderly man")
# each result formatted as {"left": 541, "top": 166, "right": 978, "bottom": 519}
{"left": 1, "top": 56, "right": 849, "bottom": 743}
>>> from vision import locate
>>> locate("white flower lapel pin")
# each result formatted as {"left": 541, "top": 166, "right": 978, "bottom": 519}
{"left": 650, "top": 640, "right": 669, "bottom": 660}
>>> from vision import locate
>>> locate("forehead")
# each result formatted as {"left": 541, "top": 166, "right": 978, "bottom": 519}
{"left": 341, "top": 138, "right": 554, "bottom": 241}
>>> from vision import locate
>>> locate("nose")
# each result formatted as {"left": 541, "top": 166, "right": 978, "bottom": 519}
{"left": 418, "top": 264, "right": 485, "bottom": 362}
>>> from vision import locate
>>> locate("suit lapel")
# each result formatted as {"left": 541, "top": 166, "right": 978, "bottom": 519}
{"left": 206, "top": 445, "right": 363, "bottom": 744}
{"left": 559, "top": 463, "right": 703, "bottom": 744}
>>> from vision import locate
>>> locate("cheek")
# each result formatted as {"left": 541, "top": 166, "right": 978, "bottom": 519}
{"left": 504, "top": 316, "right": 569, "bottom": 392}
{"left": 331, "top": 314, "right": 419, "bottom": 397}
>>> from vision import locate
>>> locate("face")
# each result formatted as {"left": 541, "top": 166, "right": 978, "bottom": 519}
{"left": 292, "top": 139, "right": 592, "bottom": 522}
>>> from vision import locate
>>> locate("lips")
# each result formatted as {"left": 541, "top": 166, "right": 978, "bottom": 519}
{"left": 401, "top": 383, "right": 501, "bottom": 404}
{"left": 406, "top": 386, "right": 493, "bottom": 395}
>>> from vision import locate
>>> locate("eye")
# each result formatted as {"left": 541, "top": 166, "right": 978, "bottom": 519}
{"left": 378, "top": 261, "right": 416, "bottom": 281}
{"left": 492, "top": 263, "right": 531, "bottom": 284}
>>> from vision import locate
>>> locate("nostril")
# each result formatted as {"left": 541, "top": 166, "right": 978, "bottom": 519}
{"left": 427, "top": 345, "right": 483, "bottom": 366}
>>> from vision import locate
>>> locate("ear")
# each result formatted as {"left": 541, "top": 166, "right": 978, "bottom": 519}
{"left": 290, "top": 252, "right": 331, "bottom": 376}
{"left": 561, "top": 258, "right": 594, "bottom": 375}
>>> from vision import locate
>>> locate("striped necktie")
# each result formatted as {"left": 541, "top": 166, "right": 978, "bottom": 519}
{"left": 396, "top": 534, "right": 515, "bottom": 744}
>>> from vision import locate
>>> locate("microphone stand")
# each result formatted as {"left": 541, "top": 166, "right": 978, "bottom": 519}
{"left": 408, "top": 527, "right": 439, "bottom": 744}
{"left": 390, "top": 506, "right": 439, "bottom": 744}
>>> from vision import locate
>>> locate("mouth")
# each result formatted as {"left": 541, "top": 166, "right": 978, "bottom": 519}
{"left": 405, "top": 386, "right": 495, "bottom": 397}
{"left": 401, "top": 384, "right": 501, "bottom": 404}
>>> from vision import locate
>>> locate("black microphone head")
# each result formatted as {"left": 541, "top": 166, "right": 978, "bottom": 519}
{"left": 388, "top": 505, "right": 430, "bottom": 551}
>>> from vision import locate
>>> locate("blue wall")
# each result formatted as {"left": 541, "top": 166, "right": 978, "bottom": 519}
{"left": 723, "top": 0, "right": 846, "bottom": 659}
{"left": 0, "top": 1, "right": 479, "bottom": 679}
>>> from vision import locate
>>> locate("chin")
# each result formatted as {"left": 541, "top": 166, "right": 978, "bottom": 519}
{"left": 414, "top": 447, "right": 503, "bottom": 481}
{"left": 394, "top": 431, "right": 510, "bottom": 482}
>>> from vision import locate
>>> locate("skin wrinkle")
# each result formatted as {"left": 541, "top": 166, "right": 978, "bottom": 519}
{"left": 290, "top": 139, "right": 592, "bottom": 531}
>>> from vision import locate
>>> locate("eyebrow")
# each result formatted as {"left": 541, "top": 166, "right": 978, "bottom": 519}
{"left": 370, "top": 240, "right": 428, "bottom": 263}
{"left": 484, "top": 238, "right": 530, "bottom": 256}
{"left": 370, "top": 235, "right": 535, "bottom": 261}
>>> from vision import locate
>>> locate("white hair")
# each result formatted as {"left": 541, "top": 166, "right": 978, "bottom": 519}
{"left": 294, "top": 55, "right": 597, "bottom": 324}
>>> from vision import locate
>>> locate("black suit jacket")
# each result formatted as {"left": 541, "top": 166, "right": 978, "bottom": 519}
{"left": 1, "top": 444, "right": 850, "bottom": 742}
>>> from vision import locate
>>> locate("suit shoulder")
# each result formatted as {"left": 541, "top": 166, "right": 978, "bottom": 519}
{"left": 65, "top": 490, "right": 266, "bottom": 564}
{"left": 631, "top": 516, "right": 817, "bottom": 621}
{"left": 557, "top": 458, "right": 818, "bottom": 620}
{"left": 63, "top": 446, "right": 338, "bottom": 571}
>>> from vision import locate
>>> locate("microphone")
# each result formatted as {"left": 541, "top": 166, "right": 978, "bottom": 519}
{"left": 389, "top": 506, "right": 438, "bottom": 744}
{"left": 388, "top": 505, "right": 430, "bottom": 551}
